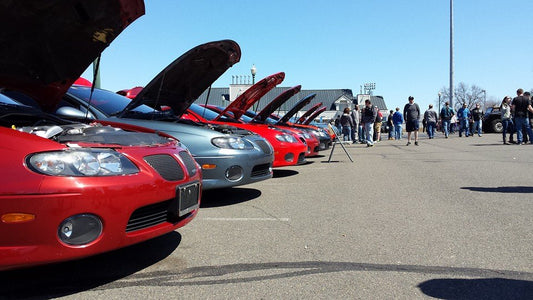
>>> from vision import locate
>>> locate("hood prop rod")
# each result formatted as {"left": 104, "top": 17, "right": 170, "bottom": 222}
{"left": 201, "top": 85, "right": 212, "bottom": 119}
{"left": 85, "top": 55, "right": 101, "bottom": 121}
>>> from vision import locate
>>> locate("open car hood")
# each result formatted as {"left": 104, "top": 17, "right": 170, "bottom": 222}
{"left": 296, "top": 102, "right": 322, "bottom": 124}
{"left": 303, "top": 106, "right": 326, "bottom": 125}
{"left": 0, "top": 0, "right": 145, "bottom": 112}
{"left": 214, "top": 72, "right": 285, "bottom": 121}
{"left": 122, "top": 40, "right": 241, "bottom": 118}
{"left": 277, "top": 93, "right": 317, "bottom": 124}
{"left": 251, "top": 85, "right": 301, "bottom": 124}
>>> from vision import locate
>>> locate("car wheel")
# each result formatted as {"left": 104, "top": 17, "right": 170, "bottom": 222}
{"left": 491, "top": 119, "right": 503, "bottom": 133}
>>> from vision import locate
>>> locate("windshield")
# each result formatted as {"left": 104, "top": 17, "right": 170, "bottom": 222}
{"left": 189, "top": 104, "right": 240, "bottom": 123}
{"left": 68, "top": 86, "right": 157, "bottom": 116}
{"left": 0, "top": 93, "right": 24, "bottom": 106}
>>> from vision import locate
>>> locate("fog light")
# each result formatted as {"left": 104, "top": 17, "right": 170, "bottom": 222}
{"left": 225, "top": 165, "right": 244, "bottom": 182}
{"left": 284, "top": 153, "right": 295, "bottom": 162}
{"left": 58, "top": 214, "right": 102, "bottom": 245}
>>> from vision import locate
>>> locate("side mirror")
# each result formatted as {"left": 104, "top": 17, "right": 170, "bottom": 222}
{"left": 56, "top": 106, "right": 95, "bottom": 120}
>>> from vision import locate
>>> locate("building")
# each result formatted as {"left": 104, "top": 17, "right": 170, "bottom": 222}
{"left": 195, "top": 84, "right": 387, "bottom": 123}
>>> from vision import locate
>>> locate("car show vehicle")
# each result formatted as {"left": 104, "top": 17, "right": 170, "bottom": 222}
{"left": 483, "top": 106, "right": 503, "bottom": 133}
{"left": 251, "top": 90, "right": 332, "bottom": 151}
{"left": 185, "top": 73, "right": 308, "bottom": 167}
{"left": 0, "top": 0, "right": 201, "bottom": 271}
{"left": 59, "top": 40, "right": 274, "bottom": 190}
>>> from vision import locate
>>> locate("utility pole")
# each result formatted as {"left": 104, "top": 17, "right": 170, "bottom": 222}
{"left": 449, "top": 0, "right": 454, "bottom": 108}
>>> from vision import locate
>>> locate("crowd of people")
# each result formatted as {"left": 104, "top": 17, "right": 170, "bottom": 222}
{"left": 331, "top": 88, "right": 533, "bottom": 146}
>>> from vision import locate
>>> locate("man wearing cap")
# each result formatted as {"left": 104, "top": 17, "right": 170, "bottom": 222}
{"left": 403, "top": 96, "right": 420, "bottom": 146}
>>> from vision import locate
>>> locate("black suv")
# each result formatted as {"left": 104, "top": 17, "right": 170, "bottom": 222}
{"left": 483, "top": 106, "right": 503, "bottom": 133}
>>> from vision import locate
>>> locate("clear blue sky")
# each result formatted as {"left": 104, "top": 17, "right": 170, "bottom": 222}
{"left": 82, "top": 0, "right": 533, "bottom": 112}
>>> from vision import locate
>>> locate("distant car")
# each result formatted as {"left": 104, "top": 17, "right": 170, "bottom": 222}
{"left": 58, "top": 40, "right": 274, "bottom": 190}
{"left": 483, "top": 106, "right": 503, "bottom": 133}
{"left": 0, "top": 0, "right": 201, "bottom": 271}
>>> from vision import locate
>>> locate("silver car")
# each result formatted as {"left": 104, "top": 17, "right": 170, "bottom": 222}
{"left": 57, "top": 40, "right": 273, "bottom": 190}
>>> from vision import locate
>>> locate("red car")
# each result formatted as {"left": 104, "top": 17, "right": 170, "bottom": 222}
{"left": 249, "top": 88, "right": 332, "bottom": 151}
{"left": 0, "top": 0, "right": 201, "bottom": 271}
{"left": 188, "top": 74, "right": 309, "bottom": 167}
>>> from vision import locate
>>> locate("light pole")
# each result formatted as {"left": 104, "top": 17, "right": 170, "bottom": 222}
{"left": 250, "top": 64, "right": 257, "bottom": 84}
{"left": 449, "top": 0, "right": 454, "bottom": 109}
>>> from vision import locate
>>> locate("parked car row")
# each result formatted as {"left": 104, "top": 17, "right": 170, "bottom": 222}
{"left": 0, "top": 1, "right": 332, "bottom": 271}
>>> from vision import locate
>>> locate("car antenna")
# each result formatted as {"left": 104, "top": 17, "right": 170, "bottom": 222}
{"left": 201, "top": 85, "right": 212, "bottom": 119}
{"left": 85, "top": 55, "right": 101, "bottom": 121}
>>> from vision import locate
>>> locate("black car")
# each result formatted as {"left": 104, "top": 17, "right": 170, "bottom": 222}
{"left": 482, "top": 106, "right": 503, "bottom": 133}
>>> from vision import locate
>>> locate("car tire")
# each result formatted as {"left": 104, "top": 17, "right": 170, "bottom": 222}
{"left": 491, "top": 119, "right": 503, "bottom": 133}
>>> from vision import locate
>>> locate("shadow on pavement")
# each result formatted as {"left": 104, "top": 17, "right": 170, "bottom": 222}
{"left": 201, "top": 187, "right": 262, "bottom": 208}
{"left": 0, "top": 231, "right": 182, "bottom": 299}
{"left": 462, "top": 186, "right": 533, "bottom": 194}
{"left": 79, "top": 261, "right": 533, "bottom": 294}
{"left": 418, "top": 278, "right": 533, "bottom": 300}
{"left": 273, "top": 169, "right": 299, "bottom": 178}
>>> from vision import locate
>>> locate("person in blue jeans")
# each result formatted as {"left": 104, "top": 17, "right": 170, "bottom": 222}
{"left": 392, "top": 107, "right": 404, "bottom": 140}
{"left": 471, "top": 103, "right": 484, "bottom": 137}
{"left": 424, "top": 104, "right": 438, "bottom": 139}
{"left": 511, "top": 88, "right": 533, "bottom": 144}
{"left": 440, "top": 102, "right": 454, "bottom": 138}
{"left": 456, "top": 103, "right": 471, "bottom": 137}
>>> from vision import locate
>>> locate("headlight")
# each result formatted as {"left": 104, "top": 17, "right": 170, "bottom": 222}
{"left": 275, "top": 134, "right": 298, "bottom": 143}
{"left": 302, "top": 132, "right": 311, "bottom": 139}
{"left": 212, "top": 137, "right": 253, "bottom": 150}
{"left": 28, "top": 149, "right": 139, "bottom": 176}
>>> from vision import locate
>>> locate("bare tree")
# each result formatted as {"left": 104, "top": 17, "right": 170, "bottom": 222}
{"left": 438, "top": 82, "right": 486, "bottom": 111}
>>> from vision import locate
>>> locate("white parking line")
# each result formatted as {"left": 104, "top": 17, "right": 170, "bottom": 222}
{"left": 201, "top": 217, "right": 290, "bottom": 222}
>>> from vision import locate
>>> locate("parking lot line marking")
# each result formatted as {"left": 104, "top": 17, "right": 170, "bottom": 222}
{"left": 201, "top": 217, "right": 290, "bottom": 222}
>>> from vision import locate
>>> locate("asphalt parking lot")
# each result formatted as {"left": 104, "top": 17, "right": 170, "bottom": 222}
{"left": 2, "top": 133, "right": 532, "bottom": 299}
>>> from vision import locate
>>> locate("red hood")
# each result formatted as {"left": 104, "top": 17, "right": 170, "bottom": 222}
{"left": 120, "top": 40, "right": 241, "bottom": 117}
{"left": 252, "top": 85, "right": 301, "bottom": 124}
{"left": 0, "top": 0, "right": 145, "bottom": 112}
{"left": 214, "top": 72, "right": 285, "bottom": 121}
{"left": 303, "top": 106, "right": 327, "bottom": 125}
{"left": 296, "top": 102, "right": 323, "bottom": 124}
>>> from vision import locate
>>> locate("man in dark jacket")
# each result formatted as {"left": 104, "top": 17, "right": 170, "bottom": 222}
{"left": 471, "top": 103, "right": 484, "bottom": 137}
{"left": 511, "top": 88, "right": 533, "bottom": 144}
{"left": 361, "top": 99, "right": 377, "bottom": 147}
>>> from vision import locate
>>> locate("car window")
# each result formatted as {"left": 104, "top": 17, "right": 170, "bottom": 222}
{"left": 68, "top": 86, "right": 157, "bottom": 116}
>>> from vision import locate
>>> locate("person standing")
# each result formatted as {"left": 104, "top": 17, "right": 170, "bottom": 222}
{"left": 374, "top": 106, "right": 383, "bottom": 142}
{"left": 350, "top": 105, "right": 360, "bottom": 144}
{"left": 392, "top": 107, "right": 404, "bottom": 140}
{"left": 403, "top": 96, "right": 420, "bottom": 146}
{"left": 501, "top": 96, "right": 513, "bottom": 145}
{"left": 423, "top": 104, "right": 438, "bottom": 139}
{"left": 457, "top": 103, "right": 471, "bottom": 137}
{"left": 511, "top": 88, "right": 533, "bottom": 145}
{"left": 471, "top": 103, "right": 484, "bottom": 137}
{"left": 440, "top": 102, "right": 454, "bottom": 138}
{"left": 387, "top": 110, "right": 394, "bottom": 140}
{"left": 361, "top": 99, "right": 377, "bottom": 147}
{"left": 340, "top": 107, "right": 353, "bottom": 141}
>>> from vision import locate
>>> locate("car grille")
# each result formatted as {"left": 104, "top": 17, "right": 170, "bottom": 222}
{"left": 144, "top": 154, "right": 185, "bottom": 181}
{"left": 178, "top": 151, "right": 198, "bottom": 176}
{"left": 251, "top": 163, "right": 271, "bottom": 177}
{"left": 254, "top": 139, "right": 273, "bottom": 154}
{"left": 126, "top": 200, "right": 172, "bottom": 232}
